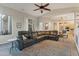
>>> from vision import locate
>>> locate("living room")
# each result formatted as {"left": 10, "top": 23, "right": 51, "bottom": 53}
{"left": 0, "top": 3, "right": 79, "bottom": 56}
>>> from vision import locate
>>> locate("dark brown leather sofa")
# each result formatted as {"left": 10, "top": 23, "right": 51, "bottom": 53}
{"left": 17, "top": 31, "right": 59, "bottom": 50}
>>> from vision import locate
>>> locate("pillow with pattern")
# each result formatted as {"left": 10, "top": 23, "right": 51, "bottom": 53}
{"left": 22, "top": 35, "right": 27, "bottom": 40}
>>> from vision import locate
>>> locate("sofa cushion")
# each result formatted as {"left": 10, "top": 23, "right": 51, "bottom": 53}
{"left": 33, "top": 33, "right": 38, "bottom": 38}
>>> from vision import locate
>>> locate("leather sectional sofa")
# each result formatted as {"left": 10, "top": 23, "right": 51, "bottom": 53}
{"left": 17, "top": 31, "right": 59, "bottom": 50}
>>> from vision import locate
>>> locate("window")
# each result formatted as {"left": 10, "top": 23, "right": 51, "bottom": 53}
{"left": 39, "top": 22, "right": 43, "bottom": 31}
{"left": 0, "top": 14, "right": 12, "bottom": 35}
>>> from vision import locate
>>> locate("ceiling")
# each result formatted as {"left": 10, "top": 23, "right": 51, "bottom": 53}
{"left": 0, "top": 3, "right": 79, "bottom": 17}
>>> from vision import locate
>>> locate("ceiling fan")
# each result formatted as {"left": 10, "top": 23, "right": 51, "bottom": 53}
{"left": 33, "top": 3, "right": 51, "bottom": 13}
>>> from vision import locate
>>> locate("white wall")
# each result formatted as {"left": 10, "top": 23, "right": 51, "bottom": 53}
{"left": 37, "top": 7, "right": 75, "bottom": 31}
{"left": 0, "top": 6, "right": 78, "bottom": 44}
{"left": 0, "top": 5, "right": 37, "bottom": 44}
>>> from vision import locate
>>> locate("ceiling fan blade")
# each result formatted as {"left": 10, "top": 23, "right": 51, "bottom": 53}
{"left": 41, "top": 10, "right": 43, "bottom": 13}
{"left": 33, "top": 8, "right": 40, "bottom": 11}
{"left": 43, "top": 8, "right": 51, "bottom": 11}
{"left": 43, "top": 3, "right": 49, "bottom": 7}
{"left": 34, "top": 4, "right": 40, "bottom": 7}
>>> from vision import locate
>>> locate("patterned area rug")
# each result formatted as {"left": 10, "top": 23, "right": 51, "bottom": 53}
{"left": 21, "top": 38, "right": 78, "bottom": 56}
